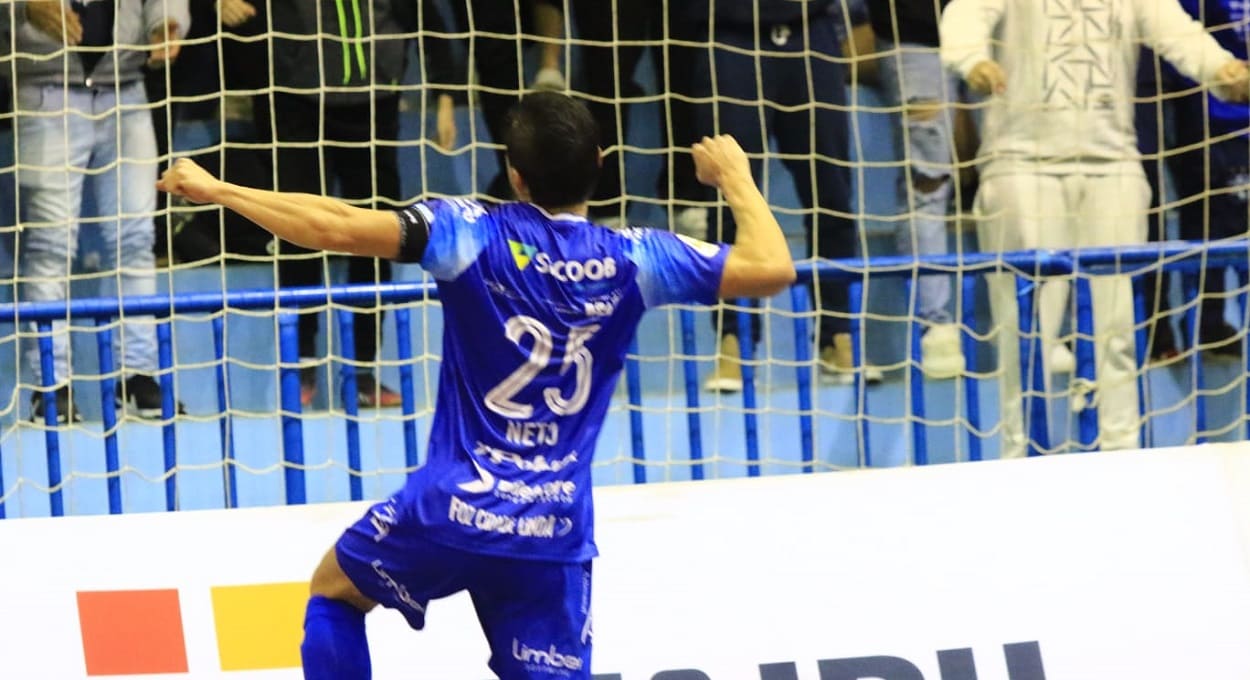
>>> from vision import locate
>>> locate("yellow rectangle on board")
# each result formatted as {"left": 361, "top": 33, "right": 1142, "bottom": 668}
{"left": 211, "top": 582, "right": 308, "bottom": 671}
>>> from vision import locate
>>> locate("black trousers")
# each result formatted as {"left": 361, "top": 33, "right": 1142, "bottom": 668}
{"left": 700, "top": 15, "right": 856, "bottom": 346}
{"left": 448, "top": 0, "right": 524, "bottom": 200}
{"left": 570, "top": 0, "right": 707, "bottom": 219}
{"left": 253, "top": 92, "right": 402, "bottom": 364}
{"left": 1137, "top": 66, "right": 1250, "bottom": 345}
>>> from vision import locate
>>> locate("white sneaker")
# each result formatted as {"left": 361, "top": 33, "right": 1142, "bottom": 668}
{"left": 531, "top": 67, "right": 565, "bottom": 92}
{"left": 673, "top": 207, "right": 708, "bottom": 239}
{"left": 920, "top": 323, "right": 965, "bottom": 380}
{"left": 1049, "top": 344, "right": 1076, "bottom": 374}
{"left": 819, "top": 335, "right": 884, "bottom": 386}
{"left": 704, "top": 334, "right": 744, "bottom": 393}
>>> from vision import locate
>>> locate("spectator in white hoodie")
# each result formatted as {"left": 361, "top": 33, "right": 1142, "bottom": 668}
{"left": 940, "top": 0, "right": 1249, "bottom": 458}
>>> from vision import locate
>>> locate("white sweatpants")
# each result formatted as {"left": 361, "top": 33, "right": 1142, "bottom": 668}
{"left": 976, "top": 172, "right": 1150, "bottom": 458}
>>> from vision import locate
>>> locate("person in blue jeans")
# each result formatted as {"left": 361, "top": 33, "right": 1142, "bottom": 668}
{"left": 689, "top": 0, "right": 880, "bottom": 392}
{"left": 1137, "top": 0, "right": 1250, "bottom": 362}
{"left": 4, "top": 0, "right": 189, "bottom": 422}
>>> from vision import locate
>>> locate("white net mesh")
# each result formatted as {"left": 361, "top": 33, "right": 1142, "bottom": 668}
{"left": 0, "top": 0, "right": 1248, "bottom": 517}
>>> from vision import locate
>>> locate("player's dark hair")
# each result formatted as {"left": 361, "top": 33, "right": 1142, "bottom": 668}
{"left": 504, "top": 92, "right": 601, "bottom": 208}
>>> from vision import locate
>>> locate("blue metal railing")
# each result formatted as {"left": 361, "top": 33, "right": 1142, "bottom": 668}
{"left": 1, "top": 242, "right": 1248, "bottom": 518}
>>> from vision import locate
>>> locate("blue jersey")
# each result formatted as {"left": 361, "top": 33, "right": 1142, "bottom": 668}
{"left": 394, "top": 200, "right": 729, "bottom": 562}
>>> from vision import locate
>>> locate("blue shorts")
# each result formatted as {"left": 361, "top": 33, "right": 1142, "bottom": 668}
{"left": 335, "top": 498, "right": 593, "bottom": 680}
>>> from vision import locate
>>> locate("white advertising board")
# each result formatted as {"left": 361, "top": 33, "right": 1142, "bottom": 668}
{"left": 2, "top": 445, "right": 1250, "bottom": 679}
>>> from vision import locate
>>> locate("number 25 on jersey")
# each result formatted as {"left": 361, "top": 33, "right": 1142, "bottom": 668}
{"left": 484, "top": 315, "right": 600, "bottom": 419}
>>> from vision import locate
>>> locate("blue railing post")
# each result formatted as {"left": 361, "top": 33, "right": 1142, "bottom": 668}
{"left": 848, "top": 280, "right": 872, "bottom": 467}
{"left": 679, "top": 309, "right": 705, "bottom": 480}
{"left": 211, "top": 316, "right": 238, "bottom": 509}
{"left": 1015, "top": 277, "right": 1049, "bottom": 457}
{"left": 905, "top": 279, "right": 928, "bottom": 466}
{"left": 1240, "top": 270, "right": 1250, "bottom": 443}
{"left": 95, "top": 321, "right": 122, "bottom": 514}
{"left": 1132, "top": 277, "right": 1151, "bottom": 449}
{"left": 625, "top": 336, "right": 647, "bottom": 484}
{"left": 789, "top": 286, "right": 815, "bottom": 473}
{"left": 960, "top": 274, "right": 983, "bottom": 462}
{"left": 36, "top": 323, "right": 64, "bottom": 517}
{"left": 1073, "top": 276, "right": 1098, "bottom": 451}
{"left": 156, "top": 321, "right": 178, "bottom": 511}
{"left": 0, "top": 429, "right": 5, "bottom": 519}
{"left": 277, "top": 313, "right": 306, "bottom": 505}
{"left": 1183, "top": 274, "right": 1207, "bottom": 443}
{"left": 393, "top": 307, "right": 420, "bottom": 469}
{"left": 735, "top": 300, "right": 760, "bottom": 477}
{"left": 337, "top": 310, "right": 364, "bottom": 502}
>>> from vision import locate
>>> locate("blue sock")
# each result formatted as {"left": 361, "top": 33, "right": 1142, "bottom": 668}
{"left": 301, "top": 595, "right": 371, "bottom": 680}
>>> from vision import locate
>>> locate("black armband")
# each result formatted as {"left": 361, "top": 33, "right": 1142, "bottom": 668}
{"left": 394, "top": 205, "right": 431, "bottom": 263}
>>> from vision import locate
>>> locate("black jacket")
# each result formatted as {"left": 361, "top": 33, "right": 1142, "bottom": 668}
{"left": 865, "top": 0, "right": 949, "bottom": 47}
{"left": 269, "top": 0, "right": 454, "bottom": 105}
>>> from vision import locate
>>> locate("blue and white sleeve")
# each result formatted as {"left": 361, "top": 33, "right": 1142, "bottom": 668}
{"left": 630, "top": 229, "right": 730, "bottom": 308}
{"left": 396, "top": 198, "right": 490, "bottom": 281}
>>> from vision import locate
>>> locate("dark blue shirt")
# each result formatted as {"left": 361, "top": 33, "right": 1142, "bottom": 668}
{"left": 681, "top": 0, "right": 838, "bottom": 27}
{"left": 72, "top": 0, "right": 116, "bottom": 77}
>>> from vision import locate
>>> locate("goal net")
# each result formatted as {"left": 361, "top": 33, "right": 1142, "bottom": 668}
{"left": 0, "top": 0, "right": 1247, "bottom": 518}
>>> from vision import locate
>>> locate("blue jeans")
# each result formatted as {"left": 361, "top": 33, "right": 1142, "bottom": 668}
{"left": 877, "top": 42, "right": 958, "bottom": 324}
{"left": 17, "top": 80, "right": 158, "bottom": 384}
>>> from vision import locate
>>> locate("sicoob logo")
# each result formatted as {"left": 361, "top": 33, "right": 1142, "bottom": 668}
{"left": 508, "top": 240, "right": 617, "bottom": 282}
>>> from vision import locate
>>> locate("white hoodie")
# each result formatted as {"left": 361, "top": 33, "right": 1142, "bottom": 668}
{"left": 940, "top": 0, "right": 1235, "bottom": 176}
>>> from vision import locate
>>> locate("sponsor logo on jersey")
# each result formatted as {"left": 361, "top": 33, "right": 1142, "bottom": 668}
{"left": 457, "top": 458, "right": 577, "bottom": 504}
{"left": 507, "top": 240, "right": 618, "bottom": 282}
{"left": 474, "top": 441, "right": 579, "bottom": 472}
{"left": 512, "top": 639, "right": 584, "bottom": 674}
{"left": 448, "top": 496, "right": 574, "bottom": 539}
{"left": 508, "top": 239, "right": 538, "bottom": 270}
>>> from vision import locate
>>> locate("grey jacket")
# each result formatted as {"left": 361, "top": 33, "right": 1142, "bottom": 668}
{"left": 1, "top": 0, "right": 191, "bottom": 87}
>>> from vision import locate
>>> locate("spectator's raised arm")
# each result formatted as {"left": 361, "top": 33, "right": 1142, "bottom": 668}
{"left": 938, "top": 0, "right": 1005, "bottom": 81}
{"left": 1135, "top": 0, "right": 1248, "bottom": 102}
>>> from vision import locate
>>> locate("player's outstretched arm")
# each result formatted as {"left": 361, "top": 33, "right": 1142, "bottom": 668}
{"left": 156, "top": 158, "right": 403, "bottom": 259}
{"left": 693, "top": 135, "right": 796, "bottom": 298}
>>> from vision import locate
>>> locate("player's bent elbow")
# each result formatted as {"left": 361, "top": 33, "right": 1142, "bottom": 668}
{"left": 720, "top": 264, "right": 797, "bottom": 299}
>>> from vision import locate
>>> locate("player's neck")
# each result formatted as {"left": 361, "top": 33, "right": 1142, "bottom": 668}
{"left": 533, "top": 202, "right": 589, "bottom": 218}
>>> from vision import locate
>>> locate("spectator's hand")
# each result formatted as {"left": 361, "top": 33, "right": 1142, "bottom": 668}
{"left": 692, "top": 135, "right": 752, "bottom": 189}
{"left": 27, "top": 2, "right": 83, "bottom": 45}
{"left": 1214, "top": 59, "right": 1250, "bottom": 103}
{"left": 966, "top": 60, "right": 1007, "bottom": 96}
{"left": 218, "top": 0, "right": 257, "bottom": 28}
{"left": 157, "top": 158, "right": 223, "bottom": 205}
{"left": 147, "top": 19, "right": 181, "bottom": 66}
{"left": 436, "top": 94, "right": 457, "bottom": 152}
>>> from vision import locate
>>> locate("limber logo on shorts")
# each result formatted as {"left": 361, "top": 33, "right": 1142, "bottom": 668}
{"left": 512, "top": 638, "right": 584, "bottom": 674}
{"left": 370, "top": 560, "right": 425, "bottom": 615}
{"left": 448, "top": 496, "right": 574, "bottom": 539}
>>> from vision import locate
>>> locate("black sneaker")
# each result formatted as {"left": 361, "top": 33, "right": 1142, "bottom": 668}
{"left": 30, "top": 386, "right": 83, "bottom": 424}
{"left": 116, "top": 375, "right": 186, "bottom": 419}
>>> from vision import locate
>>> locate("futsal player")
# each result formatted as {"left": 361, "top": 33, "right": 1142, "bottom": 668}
{"left": 156, "top": 92, "right": 795, "bottom": 679}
